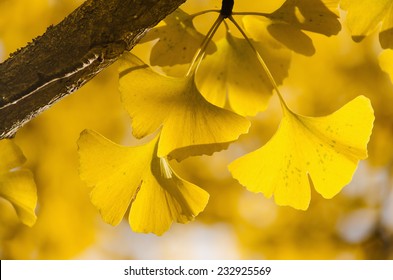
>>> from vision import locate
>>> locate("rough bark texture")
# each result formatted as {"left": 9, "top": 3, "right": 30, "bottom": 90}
{"left": 0, "top": 0, "right": 186, "bottom": 139}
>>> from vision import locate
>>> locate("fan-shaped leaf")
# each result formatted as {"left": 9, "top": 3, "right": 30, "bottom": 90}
{"left": 229, "top": 96, "right": 374, "bottom": 210}
{"left": 78, "top": 130, "right": 209, "bottom": 235}
{"left": 118, "top": 53, "right": 250, "bottom": 160}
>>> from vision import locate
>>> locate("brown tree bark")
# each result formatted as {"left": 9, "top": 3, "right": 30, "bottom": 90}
{"left": 0, "top": 0, "right": 186, "bottom": 139}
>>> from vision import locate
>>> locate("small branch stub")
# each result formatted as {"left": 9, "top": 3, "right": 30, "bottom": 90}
{"left": 220, "top": 0, "right": 234, "bottom": 18}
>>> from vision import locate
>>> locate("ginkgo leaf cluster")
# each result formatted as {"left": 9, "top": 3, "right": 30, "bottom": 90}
{"left": 76, "top": 0, "right": 376, "bottom": 236}
{"left": 0, "top": 0, "right": 382, "bottom": 243}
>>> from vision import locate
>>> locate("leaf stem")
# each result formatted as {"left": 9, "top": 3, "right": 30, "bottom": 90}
{"left": 186, "top": 15, "right": 224, "bottom": 77}
{"left": 190, "top": 9, "right": 220, "bottom": 19}
{"left": 220, "top": 0, "right": 234, "bottom": 18}
{"left": 228, "top": 16, "right": 289, "bottom": 110}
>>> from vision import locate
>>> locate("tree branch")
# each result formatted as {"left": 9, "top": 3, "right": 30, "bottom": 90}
{"left": 0, "top": 0, "right": 186, "bottom": 139}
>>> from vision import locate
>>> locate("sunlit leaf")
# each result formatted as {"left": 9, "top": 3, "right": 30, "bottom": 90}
{"left": 196, "top": 29, "right": 291, "bottom": 116}
{"left": 379, "top": 49, "right": 393, "bottom": 82}
{"left": 341, "top": 0, "right": 393, "bottom": 48}
{"left": 0, "top": 140, "right": 37, "bottom": 226}
{"left": 229, "top": 96, "right": 374, "bottom": 210}
{"left": 244, "top": 16, "right": 315, "bottom": 56}
{"left": 244, "top": 0, "right": 340, "bottom": 55}
{"left": 118, "top": 52, "right": 250, "bottom": 160}
{"left": 267, "top": 0, "right": 341, "bottom": 35}
{"left": 140, "top": 9, "right": 216, "bottom": 66}
{"left": 78, "top": 130, "right": 209, "bottom": 235}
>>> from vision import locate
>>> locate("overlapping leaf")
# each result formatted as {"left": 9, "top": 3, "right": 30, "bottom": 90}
{"left": 196, "top": 29, "right": 291, "bottom": 116}
{"left": 379, "top": 49, "right": 393, "bottom": 81}
{"left": 229, "top": 96, "right": 374, "bottom": 210}
{"left": 78, "top": 130, "right": 209, "bottom": 235}
{"left": 118, "top": 52, "right": 250, "bottom": 160}
{"left": 268, "top": 0, "right": 341, "bottom": 35}
{"left": 243, "top": 0, "right": 341, "bottom": 55}
{"left": 0, "top": 139, "right": 37, "bottom": 226}
{"left": 341, "top": 0, "right": 393, "bottom": 48}
{"left": 140, "top": 9, "right": 217, "bottom": 66}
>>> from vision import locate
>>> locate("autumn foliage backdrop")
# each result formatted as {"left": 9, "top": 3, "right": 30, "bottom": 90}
{"left": 0, "top": 0, "right": 393, "bottom": 259}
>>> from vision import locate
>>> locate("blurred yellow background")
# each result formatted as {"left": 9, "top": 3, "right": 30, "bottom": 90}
{"left": 0, "top": 0, "right": 392, "bottom": 259}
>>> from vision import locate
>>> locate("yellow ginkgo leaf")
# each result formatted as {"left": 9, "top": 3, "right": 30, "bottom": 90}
{"left": 0, "top": 139, "right": 37, "bottom": 226}
{"left": 229, "top": 96, "right": 374, "bottom": 210}
{"left": 196, "top": 29, "right": 291, "bottom": 116}
{"left": 140, "top": 9, "right": 216, "bottom": 66}
{"left": 78, "top": 129, "right": 209, "bottom": 235}
{"left": 341, "top": 0, "right": 393, "bottom": 48}
{"left": 267, "top": 0, "right": 341, "bottom": 35}
{"left": 244, "top": 0, "right": 340, "bottom": 55}
{"left": 379, "top": 49, "right": 393, "bottom": 81}
{"left": 244, "top": 15, "right": 315, "bottom": 56}
{"left": 118, "top": 52, "right": 250, "bottom": 160}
